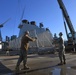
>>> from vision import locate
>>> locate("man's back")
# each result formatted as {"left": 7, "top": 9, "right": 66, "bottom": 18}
{"left": 20, "top": 35, "right": 34, "bottom": 50}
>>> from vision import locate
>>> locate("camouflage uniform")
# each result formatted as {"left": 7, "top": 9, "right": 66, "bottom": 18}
{"left": 58, "top": 32, "right": 66, "bottom": 65}
{"left": 15, "top": 31, "right": 35, "bottom": 70}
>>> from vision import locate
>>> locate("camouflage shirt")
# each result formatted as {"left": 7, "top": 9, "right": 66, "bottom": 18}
{"left": 20, "top": 35, "right": 34, "bottom": 50}
{"left": 58, "top": 36, "right": 65, "bottom": 49}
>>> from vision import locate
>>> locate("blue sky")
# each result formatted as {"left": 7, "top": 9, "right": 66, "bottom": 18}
{"left": 0, "top": 0, "right": 76, "bottom": 41}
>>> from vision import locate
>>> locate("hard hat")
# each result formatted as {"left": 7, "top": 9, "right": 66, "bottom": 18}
{"left": 59, "top": 32, "right": 63, "bottom": 36}
{"left": 24, "top": 31, "right": 29, "bottom": 34}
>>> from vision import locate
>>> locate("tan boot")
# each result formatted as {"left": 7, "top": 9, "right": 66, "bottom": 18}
{"left": 64, "top": 61, "right": 66, "bottom": 64}
{"left": 15, "top": 66, "right": 20, "bottom": 71}
{"left": 21, "top": 65, "right": 30, "bottom": 70}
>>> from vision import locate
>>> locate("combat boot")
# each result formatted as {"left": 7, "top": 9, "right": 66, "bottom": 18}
{"left": 15, "top": 66, "right": 20, "bottom": 71}
{"left": 58, "top": 62, "right": 63, "bottom": 65}
{"left": 64, "top": 60, "right": 66, "bottom": 64}
{"left": 58, "top": 61, "right": 63, "bottom": 65}
{"left": 21, "top": 65, "right": 30, "bottom": 70}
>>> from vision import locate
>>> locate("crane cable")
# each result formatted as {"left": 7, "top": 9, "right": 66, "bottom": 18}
{"left": 12, "top": 0, "right": 20, "bottom": 34}
{"left": 12, "top": 0, "right": 26, "bottom": 36}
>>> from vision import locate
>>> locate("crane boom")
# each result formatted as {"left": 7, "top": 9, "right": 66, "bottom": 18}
{"left": 0, "top": 18, "right": 11, "bottom": 28}
{"left": 57, "top": 0, "right": 76, "bottom": 52}
{"left": 57, "top": 0, "right": 75, "bottom": 36}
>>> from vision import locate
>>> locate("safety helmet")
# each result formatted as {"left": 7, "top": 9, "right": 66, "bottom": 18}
{"left": 24, "top": 31, "right": 29, "bottom": 34}
{"left": 59, "top": 32, "right": 63, "bottom": 36}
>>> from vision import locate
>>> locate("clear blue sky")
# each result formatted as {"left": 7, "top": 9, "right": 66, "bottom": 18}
{"left": 0, "top": 0, "right": 76, "bottom": 41}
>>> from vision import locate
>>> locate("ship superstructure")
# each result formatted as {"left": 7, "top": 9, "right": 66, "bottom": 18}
{"left": 9, "top": 19, "right": 53, "bottom": 53}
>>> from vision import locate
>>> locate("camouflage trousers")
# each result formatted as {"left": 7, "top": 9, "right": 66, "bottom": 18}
{"left": 16, "top": 49, "right": 27, "bottom": 67}
{"left": 58, "top": 49, "right": 66, "bottom": 63}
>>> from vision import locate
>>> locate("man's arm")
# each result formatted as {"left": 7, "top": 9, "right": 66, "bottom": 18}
{"left": 26, "top": 35, "right": 37, "bottom": 41}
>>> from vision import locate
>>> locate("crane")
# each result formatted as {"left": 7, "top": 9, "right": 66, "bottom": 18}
{"left": 57, "top": 0, "right": 76, "bottom": 52}
{"left": 0, "top": 18, "right": 11, "bottom": 28}
{"left": 0, "top": 18, "right": 11, "bottom": 41}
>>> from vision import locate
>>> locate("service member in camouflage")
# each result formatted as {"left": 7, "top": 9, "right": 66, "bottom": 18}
{"left": 15, "top": 31, "right": 36, "bottom": 71}
{"left": 58, "top": 32, "right": 66, "bottom": 65}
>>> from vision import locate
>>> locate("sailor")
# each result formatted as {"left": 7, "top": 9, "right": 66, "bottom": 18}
{"left": 58, "top": 32, "right": 66, "bottom": 65}
{"left": 15, "top": 31, "right": 37, "bottom": 71}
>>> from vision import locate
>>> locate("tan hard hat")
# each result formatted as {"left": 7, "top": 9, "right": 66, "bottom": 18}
{"left": 24, "top": 31, "right": 29, "bottom": 34}
{"left": 59, "top": 32, "right": 63, "bottom": 36}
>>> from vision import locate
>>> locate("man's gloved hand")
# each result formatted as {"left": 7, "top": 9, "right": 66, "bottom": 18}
{"left": 32, "top": 37, "right": 37, "bottom": 39}
{"left": 35, "top": 37, "right": 37, "bottom": 39}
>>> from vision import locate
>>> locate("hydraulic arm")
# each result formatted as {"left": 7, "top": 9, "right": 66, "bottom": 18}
{"left": 57, "top": 0, "right": 75, "bottom": 39}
